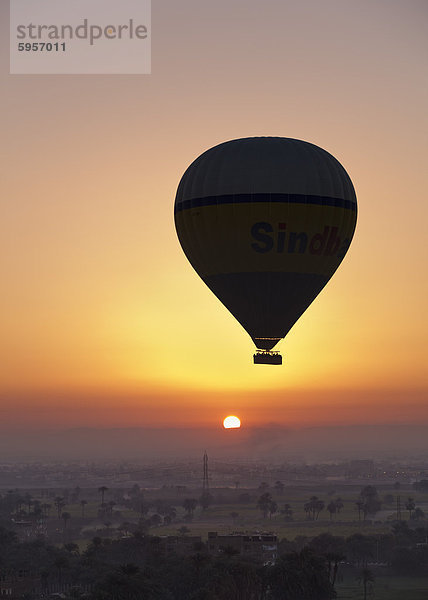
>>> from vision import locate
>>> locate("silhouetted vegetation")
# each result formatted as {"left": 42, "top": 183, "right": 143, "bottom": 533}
{"left": 1, "top": 460, "right": 428, "bottom": 598}
{"left": 0, "top": 518, "right": 427, "bottom": 598}
{"left": 0, "top": 526, "right": 335, "bottom": 599}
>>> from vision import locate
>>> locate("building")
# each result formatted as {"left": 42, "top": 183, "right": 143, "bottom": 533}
{"left": 347, "top": 460, "right": 375, "bottom": 478}
{"left": 159, "top": 535, "right": 202, "bottom": 557}
{"left": 0, "top": 571, "right": 40, "bottom": 599}
{"left": 207, "top": 532, "right": 277, "bottom": 565}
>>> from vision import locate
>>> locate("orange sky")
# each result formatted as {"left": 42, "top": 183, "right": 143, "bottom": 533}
{"left": 1, "top": 1, "right": 428, "bottom": 432}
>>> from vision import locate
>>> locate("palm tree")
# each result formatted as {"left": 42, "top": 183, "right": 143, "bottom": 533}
{"left": 305, "top": 496, "right": 325, "bottom": 521}
{"left": 257, "top": 492, "right": 274, "bottom": 519}
{"left": 167, "top": 506, "right": 177, "bottom": 521}
{"left": 405, "top": 497, "right": 416, "bottom": 520}
{"left": 335, "top": 497, "right": 344, "bottom": 514}
{"left": 270, "top": 548, "right": 333, "bottom": 599}
{"left": 199, "top": 492, "right": 213, "bottom": 510}
{"left": 107, "top": 500, "right": 116, "bottom": 516}
{"left": 98, "top": 486, "right": 108, "bottom": 506}
{"left": 327, "top": 501, "right": 337, "bottom": 520}
{"left": 119, "top": 563, "right": 139, "bottom": 576}
{"left": 222, "top": 545, "right": 240, "bottom": 558}
{"left": 61, "top": 511, "right": 71, "bottom": 531}
{"left": 32, "top": 499, "right": 41, "bottom": 515}
{"left": 355, "top": 500, "right": 364, "bottom": 521}
{"left": 162, "top": 506, "right": 177, "bottom": 525}
{"left": 359, "top": 485, "right": 381, "bottom": 518}
{"left": 326, "top": 551, "right": 346, "bottom": 590}
{"left": 282, "top": 503, "right": 293, "bottom": 520}
{"left": 150, "top": 514, "right": 162, "bottom": 527}
{"left": 315, "top": 498, "right": 325, "bottom": 520}
{"left": 357, "top": 568, "right": 375, "bottom": 600}
{"left": 72, "top": 485, "right": 81, "bottom": 502}
{"left": 118, "top": 521, "right": 131, "bottom": 537}
{"left": 53, "top": 556, "right": 69, "bottom": 584}
{"left": 412, "top": 507, "right": 425, "bottom": 520}
{"left": 274, "top": 481, "right": 284, "bottom": 495}
{"left": 268, "top": 499, "right": 278, "bottom": 519}
{"left": 80, "top": 499, "right": 87, "bottom": 518}
{"left": 54, "top": 496, "right": 65, "bottom": 519}
{"left": 64, "top": 542, "right": 79, "bottom": 556}
{"left": 347, "top": 533, "right": 374, "bottom": 567}
{"left": 12, "top": 493, "right": 24, "bottom": 514}
{"left": 183, "top": 497, "right": 197, "bottom": 518}
{"left": 24, "top": 492, "right": 32, "bottom": 515}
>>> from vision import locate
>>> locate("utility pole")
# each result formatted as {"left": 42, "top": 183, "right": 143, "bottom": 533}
{"left": 396, "top": 495, "right": 402, "bottom": 521}
{"left": 203, "top": 450, "right": 209, "bottom": 492}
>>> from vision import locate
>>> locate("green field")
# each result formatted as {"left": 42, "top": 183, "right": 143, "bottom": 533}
{"left": 154, "top": 503, "right": 394, "bottom": 541}
{"left": 28, "top": 483, "right": 428, "bottom": 545}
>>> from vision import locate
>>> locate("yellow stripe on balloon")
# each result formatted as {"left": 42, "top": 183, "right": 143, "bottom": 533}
{"left": 175, "top": 203, "right": 356, "bottom": 277}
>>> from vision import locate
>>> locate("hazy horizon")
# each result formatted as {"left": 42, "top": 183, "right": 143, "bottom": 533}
{"left": 1, "top": 422, "right": 427, "bottom": 463}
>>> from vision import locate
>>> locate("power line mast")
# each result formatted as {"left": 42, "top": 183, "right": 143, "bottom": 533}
{"left": 203, "top": 450, "right": 209, "bottom": 492}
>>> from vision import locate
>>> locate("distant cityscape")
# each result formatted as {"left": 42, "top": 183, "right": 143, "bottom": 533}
{"left": 1, "top": 456, "right": 427, "bottom": 489}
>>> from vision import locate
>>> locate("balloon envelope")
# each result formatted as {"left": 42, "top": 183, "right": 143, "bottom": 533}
{"left": 174, "top": 137, "right": 357, "bottom": 351}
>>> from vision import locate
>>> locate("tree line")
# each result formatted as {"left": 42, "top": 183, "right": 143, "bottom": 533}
{"left": 1, "top": 520, "right": 428, "bottom": 599}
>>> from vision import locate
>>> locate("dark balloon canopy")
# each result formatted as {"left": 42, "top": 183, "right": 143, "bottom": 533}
{"left": 174, "top": 137, "right": 357, "bottom": 363}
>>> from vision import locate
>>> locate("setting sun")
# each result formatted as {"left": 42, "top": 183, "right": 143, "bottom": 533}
{"left": 223, "top": 415, "right": 241, "bottom": 429}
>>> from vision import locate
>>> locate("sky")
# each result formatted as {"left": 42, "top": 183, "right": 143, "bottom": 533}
{"left": 1, "top": 1, "right": 428, "bottom": 446}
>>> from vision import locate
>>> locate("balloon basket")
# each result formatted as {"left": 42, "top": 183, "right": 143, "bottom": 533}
{"left": 253, "top": 350, "right": 282, "bottom": 365}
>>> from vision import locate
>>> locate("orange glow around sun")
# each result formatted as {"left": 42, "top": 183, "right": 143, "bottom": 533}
{"left": 223, "top": 415, "right": 241, "bottom": 429}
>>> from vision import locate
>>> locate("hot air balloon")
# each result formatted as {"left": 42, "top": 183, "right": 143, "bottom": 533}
{"left": 174, "top": 137, "right": 357, "bottom": 365}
